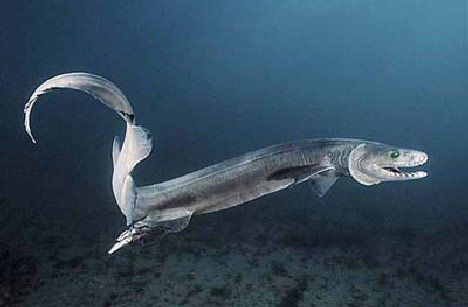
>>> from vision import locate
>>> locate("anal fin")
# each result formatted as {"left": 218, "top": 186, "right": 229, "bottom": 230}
{"left": 107, "top": 209, "right": 193, "bottom": 254}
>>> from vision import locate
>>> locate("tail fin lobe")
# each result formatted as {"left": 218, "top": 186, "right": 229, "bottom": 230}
{"left": 24, "top": 72, "right": 134, "bottom": 143}
{"left": 24, "top": 72, "right": 152, "bottom": 225}
{"left": 113, "top": 123, "right": 153, "bottom": 224}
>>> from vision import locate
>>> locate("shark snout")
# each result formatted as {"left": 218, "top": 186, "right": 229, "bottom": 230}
{"left": 405, "top": 151, "right": 428, "bottom": 166}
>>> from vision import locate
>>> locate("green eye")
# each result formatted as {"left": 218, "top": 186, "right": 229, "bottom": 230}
{"left": 390, "top": 151, "right": 399, "bottom": 159}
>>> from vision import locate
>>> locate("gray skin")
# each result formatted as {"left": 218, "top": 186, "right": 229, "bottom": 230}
{"left": 114, "top": 138, "right": 427, "bottom": 252}
{"left": 137, "top": 139, "right": 368, "bottom": 216}
{"left": 23, "top": 73, "right": 428, "bottom": 254}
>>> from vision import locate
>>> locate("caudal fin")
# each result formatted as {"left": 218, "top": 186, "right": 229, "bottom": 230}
{"left": 24, "top": 72, "right": 135, "bottom": 143}
{"left": 112, "top": 123, "right": 153, "bottom": 224}
{"left": 24, "top": 72, "right": 152, "bottom": 225}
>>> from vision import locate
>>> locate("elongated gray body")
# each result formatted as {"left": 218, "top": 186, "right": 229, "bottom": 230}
{"left": 24, "top": 72, "right": 428, "bottom": 254}
{"left": 136, "top": 139, "right": 356, "bottom": 218}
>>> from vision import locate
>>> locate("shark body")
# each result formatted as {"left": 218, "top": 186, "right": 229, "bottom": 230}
{"left": 24, "top": 73, "right": 428, "bottom": 254}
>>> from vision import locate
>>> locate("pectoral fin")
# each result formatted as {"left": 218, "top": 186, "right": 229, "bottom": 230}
{"left": 310, "top": 173, "right": 337, "bottom": 198}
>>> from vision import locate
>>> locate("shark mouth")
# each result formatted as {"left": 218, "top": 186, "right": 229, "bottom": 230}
{"left": 380, "top": 154, "right": 428, "bottom": 179}
{"left": 381, "top": 167, "right": 427, "bottom": 178}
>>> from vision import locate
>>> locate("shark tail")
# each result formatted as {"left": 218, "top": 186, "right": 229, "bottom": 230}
{"left": 24, "top": 72, "right": 152, "bottom": 225}
{"left": 24, "top": 72, "right": 135, "bottom": 143}
{"left": 112, "top": 122, "right": 152, "bottom": 224}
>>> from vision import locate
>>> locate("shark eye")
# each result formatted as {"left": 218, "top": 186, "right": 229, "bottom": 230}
{"left": 390, "top": 150, "right": 400, "bottom": 159}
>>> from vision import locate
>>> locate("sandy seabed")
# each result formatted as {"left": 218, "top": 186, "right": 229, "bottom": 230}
{"left": 2, "top": 186, "right": 467, "bottom": 307}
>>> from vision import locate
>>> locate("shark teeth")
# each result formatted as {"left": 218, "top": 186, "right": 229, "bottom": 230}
{"left": 380, "top": 152, "right": 428, "bottom": 179}
{"left": 382, "top": 165, "right": 427, "bottom": 179}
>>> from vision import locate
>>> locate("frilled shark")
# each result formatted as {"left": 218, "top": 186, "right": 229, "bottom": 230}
{"left": 24, "top": 73, "right": 429, "bottom": 254}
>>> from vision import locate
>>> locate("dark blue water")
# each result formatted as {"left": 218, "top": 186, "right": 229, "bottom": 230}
{"left": 1, "top": 1, "right": 467, "bottom": 305}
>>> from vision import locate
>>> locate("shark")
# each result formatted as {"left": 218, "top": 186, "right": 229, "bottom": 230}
{"left": 24, "top": 73, "right": 429, "bottom": 254}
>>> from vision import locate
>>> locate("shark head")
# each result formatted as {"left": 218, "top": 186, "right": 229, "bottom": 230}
{"left": 348, "top": 142, "right": 428, "bottom": 186}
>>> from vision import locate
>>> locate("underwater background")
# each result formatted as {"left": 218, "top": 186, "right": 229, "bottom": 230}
{"left": 1, "top": 1, "right": 467, "bottom": 305}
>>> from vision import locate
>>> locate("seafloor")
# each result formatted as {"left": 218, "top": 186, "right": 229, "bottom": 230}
{"left": 2, "top": 154, "right": 467, "bottom": 306}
